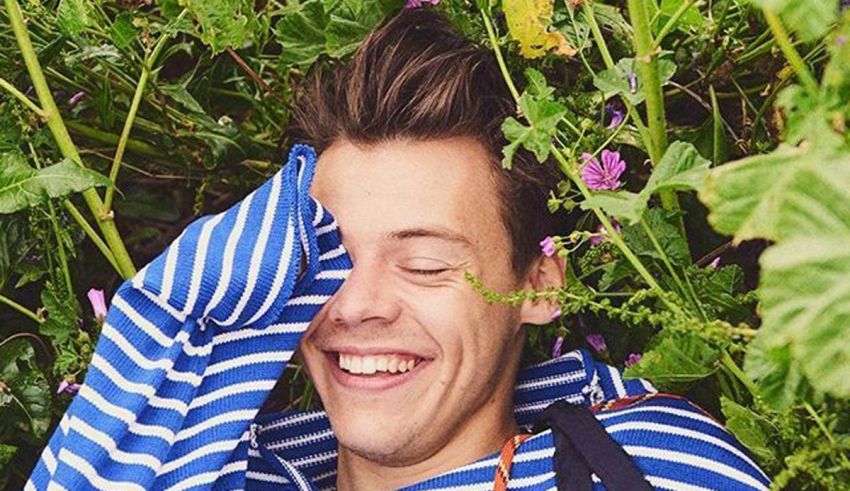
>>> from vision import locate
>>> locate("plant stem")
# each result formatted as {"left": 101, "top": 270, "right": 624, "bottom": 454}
{"left": 0, "top": 294, "right": 43, "bottom": 324}
{"left": 5, "top": 0, "right": 136, "bottom": 279}
{"left": 480, "top": 9, "right": 520, "bottom": 101}
{"left": 0, "top": 76, "right": 46, "bottom": 117}
{"left": 103, "top": 9, "right": 187, "bottom": 212}
{"left": 62, "top": 201, "right": 122, "bottom": 274}
{"left": 640, "top": 217, "right": 704, "bottom": 317}
{"left": 654, "top": 0, "right": 701, "bottom": 48}
{"left": 803, "top": 403, "right": 850, "bottom": 467}
{"left": 762, "top": 9, "right": 819, "bottom": 96}
{"left": 719, "top": 349, "right": 758, "bottom": 397}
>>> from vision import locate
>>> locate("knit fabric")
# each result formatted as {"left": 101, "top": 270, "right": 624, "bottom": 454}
{"left": 26, "top": 143, "right": 770, "bottom": 490}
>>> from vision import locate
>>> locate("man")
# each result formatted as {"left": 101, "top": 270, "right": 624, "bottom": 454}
{"left": 28, "top": 9, "right": 770, "bottom": 491}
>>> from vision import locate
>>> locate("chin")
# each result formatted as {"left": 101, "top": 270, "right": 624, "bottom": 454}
{"left": 334, "top": 422, "right": 426, "bottom": 467}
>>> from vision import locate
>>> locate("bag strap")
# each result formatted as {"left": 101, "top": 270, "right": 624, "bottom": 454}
{"left": 535, "top": 400, "right": 652, "bottom": 491}
{"left": 494, "top": 433, "right": 534, "bottom": 491}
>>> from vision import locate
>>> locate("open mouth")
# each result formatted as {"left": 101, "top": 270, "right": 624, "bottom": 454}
{"left": 323, "top": 351, "right": 431, "bottom": 389}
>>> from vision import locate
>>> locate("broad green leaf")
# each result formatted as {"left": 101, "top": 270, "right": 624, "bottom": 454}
{"left": 580, "top": 190, "right": 644, "bottom": 225}
{"left": 623, "top": 209, "right": 691, "bottom": 266}
{"left": 500, "top": 73, "right": 567, "bottom": 168}
{"left": 160, "top": 84, "right": 206, "bottom": 114}
{"left": 0, "top": 152, "right": 112, "bottom": 214}
{"left": 623, "top": 333, "right": 720, "bottom": 391}
{"left": 182, "top": 0, "right": 257, "bottom": 54}
{"left": 504, "top": 0, "right": 576, "bottom": 59}
{"left": 275, "top": 0, "right": 330, "bottom": 67}
{"left": 720, "top": 397, "right": 777, "bottom": 467}
{"left": 758, "top": 237, "right": 850, "bottom": 398}
{"left": 111, "top": 12, "right": 141, "bottom": 49}
{"left": 593, "top": 57, "right": 677, "bottom": 105}
{"left": 744, "top": 337, "right": 808, "bottom": 410}
{"left": 645, "top": 141, "right": 711, "bottom": 195}
{"left": 746, "top": 0, "right": 837, "bottom": 43}
{"left": 325, "top": 0, "right": 398, "bottom": 59}
{"left": 57, "top": 0, "right": 92, "bottom": 36}
{"left": 700, "top": 144, "right": 850, "bottom": 243}
{"left": 650, "top": 0, "right": 705, "bottom": 35}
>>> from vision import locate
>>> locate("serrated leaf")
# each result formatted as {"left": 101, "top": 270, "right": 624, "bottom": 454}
{"left": 594, "top": 57, "right": 677, "bottom": 105}
{"left": 57, "top": 0, "right": 92, "bottom": 36}
{"left": 160, "top": 84, "right": 206, "bottom": 114}
{"left": 0, "top": 152, "right": 112, "bottom": 214}
{"left": 581, "top": 190, "right": 644, "bottom": 224}
{"left": 111, "top": 12, "right": 141, "bottom": 49}
{"left": 500, "top": 75, "right": 567, "bottom": 168}
{"left": 504, "top": 0, "right": 577, "bottom": 59}
{"left": 623, "top": 208, "right": 691, "bottom": 266}
{"left": 182, "top": 0, "right": 257, "bottom": 54}
{"left": 623, "top": 333, "right": 720, "bottom": 391}
{"left": 274, "top": 0, "right": 330, "bottom": 67}
{"left": 0, "top": 339, "right": 51, "bottom": 439}
{"left": 720, "top": 397, "right": 777, "bottom": 467}
{"left": 39, "top": 281, "right": 81, "bottom": 345}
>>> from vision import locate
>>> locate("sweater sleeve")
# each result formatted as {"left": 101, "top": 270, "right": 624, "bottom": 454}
{"left": 25, "top": 144, "right": 352, "bottom": 491}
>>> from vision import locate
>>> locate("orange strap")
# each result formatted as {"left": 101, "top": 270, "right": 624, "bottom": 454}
{"left": 494, "top": 433, "right": 533, "bottom": 491}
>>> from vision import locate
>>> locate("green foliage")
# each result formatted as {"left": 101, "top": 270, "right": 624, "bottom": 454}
{"left": 0, "top": 151, "right": 112, "bottom": 214}
{"left": 746, "top": 0, "right": 838, "bottom": 42}
{"left": 593, "top": 57, "right": 677, "bottom": 105}
{"left": 501, "top": 69, "right": 567, "bottom": 168}
{"left": 624, "top": 332, "right": 720, "bottom": 392}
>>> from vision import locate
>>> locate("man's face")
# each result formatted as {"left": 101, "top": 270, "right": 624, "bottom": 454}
{"left": 300, "top": 137, "right": 531, "bottom": 469}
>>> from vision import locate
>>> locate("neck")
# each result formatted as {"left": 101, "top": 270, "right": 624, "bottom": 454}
{"left": 334, "top": 401, "right": 520, "bottom": 490}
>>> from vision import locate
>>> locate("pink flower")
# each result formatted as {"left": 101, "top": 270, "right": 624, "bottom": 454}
{"left": 539, "top": 236, "right": 557, "bottom": 257}
{"left": 87, "top": 288, "right": 107, "bottom": 319}
{"left": 586, "top": 333, "right": 607, "bottom": 353}
{"left": 551, "top": 336, "right": 565, "bottom": 358}
{"left": 550, "top": 308, "right": 562, "bottom": 321}
{"left": 405, "top": 0, "right": 440, "bottom": 8}
{"left": 709, "top": 257, "right": 721, "bottom": 269}
{"left": 580, "top": 150, "right": 626, "bottom": 190}
{"left": 589, "top": 219, "right": 621, "bottom": 246}
{"left": 68, "top": 91, "right": 86, "bottom": 106}
{"left": 607, "top": 108, "right": 625, "bottom": 129}
{"left": 57, "top": 380, "right": 81, "bottom": 395}
{"left": 625, "top": 353, "right": 642, "bottom": 368}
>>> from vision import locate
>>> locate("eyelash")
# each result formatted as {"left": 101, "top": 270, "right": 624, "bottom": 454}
{"left": 406, "top": 268, "right": 448, "bottom": 276}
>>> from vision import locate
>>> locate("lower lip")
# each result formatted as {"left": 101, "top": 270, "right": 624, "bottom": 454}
{"left": 325, "top": 352, "right": 430, "bottom": 391}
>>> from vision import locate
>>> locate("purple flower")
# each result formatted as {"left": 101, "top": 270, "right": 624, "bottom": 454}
{"left": 589, "top": 219, "right": 621, "bottom": 246}
{"left": 87, "top": 288, "right": 107, "bottom": 319}
{"left": 607, "top": 108, "right": 625, "bottom": 129}
{"left": 57, "top": 380, "right": 81, "bottom": 395}
{"left": 586, "top": 333, "right": 607, "bottom": 353}
{"left": 709, "top": 257, "right": 721, "bottom": 269}
{"left": 837, "top": 35, "right": 848, "bottom": 46}
{"left": 625, "top": 352, "right": 642, "bottom": 368}
{"left": 551, "top": 336, "right": 565, "bottom": 358}
{"left": 405, "top": 0, "right": 439, "bottom": 8}
{"left": 68, "top": 91, "right": 86, "bottom": 106}
{"left": 539, "top": 236, "right": 557, "bottom": 257}
{"left": 581, "top": 150, "right": 626, "bottom": 190}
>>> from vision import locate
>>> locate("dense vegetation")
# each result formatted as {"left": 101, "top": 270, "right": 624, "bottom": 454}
{"left": 1, "top": 0, "right": 849, "bottom": 489}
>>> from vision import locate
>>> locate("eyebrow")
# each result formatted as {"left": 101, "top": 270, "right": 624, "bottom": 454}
{"left": 386, "top": 227, "right": 474, "bottom": 248}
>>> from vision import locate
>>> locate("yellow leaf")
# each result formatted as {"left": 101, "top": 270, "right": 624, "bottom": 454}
{"left": 503, "top": 0, "right": 576, "bottom": 59}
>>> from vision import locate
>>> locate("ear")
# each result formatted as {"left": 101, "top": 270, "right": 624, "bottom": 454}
{"left": 518, "top": 254, "right": 566, "bottom": 325}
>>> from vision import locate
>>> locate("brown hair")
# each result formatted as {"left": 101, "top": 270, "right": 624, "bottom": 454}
{"left": 283, "top": 9, "right": 568, "bottom": 276}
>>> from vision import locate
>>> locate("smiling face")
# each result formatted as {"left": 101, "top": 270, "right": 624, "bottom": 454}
{"left": 299, "top": 137, "right": 547, "bottom": 483}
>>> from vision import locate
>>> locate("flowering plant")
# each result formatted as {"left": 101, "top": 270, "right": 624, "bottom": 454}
{"left": 0, "top": 0, "right": 849, "bottom": 488}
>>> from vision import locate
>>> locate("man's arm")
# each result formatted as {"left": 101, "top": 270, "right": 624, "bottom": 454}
{"left": 26, "top": 144, "right": 351, "bottom": 491}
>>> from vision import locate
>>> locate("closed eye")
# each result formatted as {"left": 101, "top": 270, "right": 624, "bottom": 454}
{"left": 405, "top": 268, "right": 449, "bottom": 276}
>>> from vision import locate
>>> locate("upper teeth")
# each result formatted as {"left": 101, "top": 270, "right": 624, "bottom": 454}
{"left": 339, "top": 353, "right": 418, "bottom": 374}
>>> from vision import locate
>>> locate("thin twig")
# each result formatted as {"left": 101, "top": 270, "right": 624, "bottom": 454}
{"left": 226, "top": 47, "right": 287, "bottom": 105}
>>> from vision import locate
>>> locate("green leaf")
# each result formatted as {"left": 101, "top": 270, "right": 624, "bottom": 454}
{"left": 581, "top": 190, "right": 644, "bottom": 224}
{"left": 593, "top": 57, "right": 677, "bottom": 105}
{"left": 650, "top": 0, "right": 705, "bottom": 35}
{"left": 623, "top": 332, "right": 720, "bottom": 391}
{"left": 744, "top": 338, "right": 808, "bottom": 410}
{"left": 274, "top": 0, "right": 330, "bottom": 67}
{"left": 0, "top": 151, "right": 112, "bottom": 214}
{"left": 57, "top": 0, "right": 92, "bottom": 36}
{"left": 182, "top": 0, "right": 257, "bottom": 54}
{"left": 623, "top": 209, "right": 691, "bottom": 266}
{"left": 325, "top": 0, "right": 398, "bottom": 59}
{"left": 645, "top": 141, "right": 711, "bottom": 195}
{"left": 700, "top": 144, "right": 850, "bottom": 243}
{"left": 0, "top": 339, "right": 51, "bottom": 439}
{"left": 720, "top": 397, "right": 778, "bottom": 467}
{"left": 160, "top": 84, "right": 206, "bottom": 114}
{"left": 746, "top": 0, "right": 837, "bottom": 43}
{"left": 500, "top": 72, "right": 568, "bottom": 168}
{"left": 111, "top": 12, "right": 141, "bottom": 49}
{"left": 39, "top": 281, "right": 81, "bottom": 346}
{"left": 0, "top": 443, "right": 17, "bottom": 489}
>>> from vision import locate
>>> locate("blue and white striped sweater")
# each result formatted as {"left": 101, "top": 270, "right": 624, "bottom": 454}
{"left": 27, "top": 144, "right": 770, "bottom": 490}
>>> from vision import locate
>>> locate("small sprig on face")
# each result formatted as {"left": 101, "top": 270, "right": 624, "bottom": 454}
{"left": 580, "top": 150, "right": 626, "bottom": 191}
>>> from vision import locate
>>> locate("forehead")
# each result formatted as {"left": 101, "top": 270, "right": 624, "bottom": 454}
{"left": 310, "top": 137, "right": 506, "bottom": 249}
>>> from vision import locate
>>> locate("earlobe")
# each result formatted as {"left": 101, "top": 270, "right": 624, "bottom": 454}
{"left": 518, "top": 254, "right": 566, "bottom": 326}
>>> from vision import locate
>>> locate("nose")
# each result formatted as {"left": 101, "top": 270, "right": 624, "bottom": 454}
{"left": 325, "top": 259, "right": 402, "bottom": 328}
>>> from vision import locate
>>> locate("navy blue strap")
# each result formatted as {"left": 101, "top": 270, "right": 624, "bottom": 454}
{"left": 535, "top": 400, "right": 652, "bottom": 491}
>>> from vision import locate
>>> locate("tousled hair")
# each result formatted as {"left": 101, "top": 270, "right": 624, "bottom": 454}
{"left": 283, "top": 9, "right": 568, "bottom": 276}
